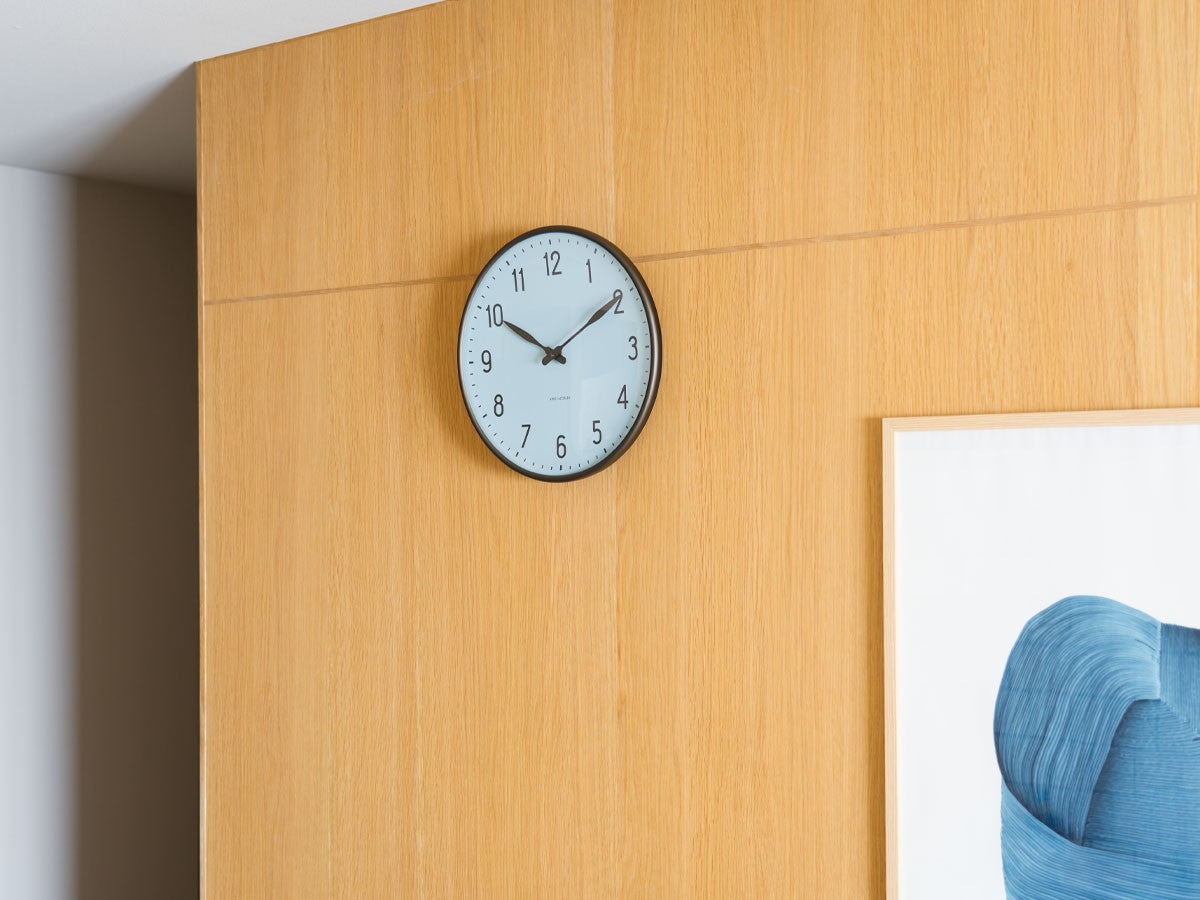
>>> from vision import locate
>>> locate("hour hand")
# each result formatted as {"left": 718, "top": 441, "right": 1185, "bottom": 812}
{"left": 504, "top": 320, "right": 565, "bottom": 364}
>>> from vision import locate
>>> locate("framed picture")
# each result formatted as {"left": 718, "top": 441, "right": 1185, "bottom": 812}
{"left": 883, "top": 409, "right": 1200, "bottom": 900}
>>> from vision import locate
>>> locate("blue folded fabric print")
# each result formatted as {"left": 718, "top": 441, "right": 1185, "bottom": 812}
{"left": 994, "top": 596, "right": 1200, "bottom": 899}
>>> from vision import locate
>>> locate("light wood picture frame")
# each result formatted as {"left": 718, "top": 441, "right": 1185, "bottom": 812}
{"left": 888, "top": 408, "right": 1200, "bottom": 900}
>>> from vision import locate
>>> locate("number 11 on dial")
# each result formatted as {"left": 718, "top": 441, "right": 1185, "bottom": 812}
{"left": 457, "top": 226, "right": 662, "bottom": 482}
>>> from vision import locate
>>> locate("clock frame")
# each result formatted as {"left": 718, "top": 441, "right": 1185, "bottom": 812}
{"left": 456, "top": 225, "right": 662, "bottom": 483}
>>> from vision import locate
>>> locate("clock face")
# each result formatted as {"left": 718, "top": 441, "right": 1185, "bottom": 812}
{"left": 457, "top": 226, "right": 662, "bottom": 481}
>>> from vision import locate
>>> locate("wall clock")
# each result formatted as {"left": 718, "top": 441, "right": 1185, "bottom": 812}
{"left": 457, "top": 226, "right": 662, "bottom": 482}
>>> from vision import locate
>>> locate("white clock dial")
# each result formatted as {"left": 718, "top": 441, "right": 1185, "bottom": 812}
{"left": 457, "top": 227, "right": 661, "bottom": 481}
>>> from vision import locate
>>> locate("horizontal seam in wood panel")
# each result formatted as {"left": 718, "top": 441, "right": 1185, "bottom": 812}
{"left": 204, "top": 192, "right": 1200, "bottom": 308}
{"left": 634, "top": 192, "right": 1200, "bottom": 262}
{"left": 205, "top": 272, "right": 477, "bottom": 307}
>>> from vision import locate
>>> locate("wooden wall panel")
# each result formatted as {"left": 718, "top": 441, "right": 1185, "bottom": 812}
{"left": 616, "top": 0, "right": 1200, "bottom": 261}
{"left": 203, "top": 203, "right": 1199, "bottom": 898}
{"left": 203, "top": 284, "right": 624, "bottom": 898}
{"left": 199, "top": 0, "right": 1200, "bottom": 896}
{"left": 198, "top": 0, "right": 616, "bottom": 304}
{"left": 198, "top": 0, "right": 1199, "bottom": 303}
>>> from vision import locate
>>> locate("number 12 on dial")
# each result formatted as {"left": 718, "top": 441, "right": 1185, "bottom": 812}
{"left": 457, "top": 226, "right": 662, "bottom": 482}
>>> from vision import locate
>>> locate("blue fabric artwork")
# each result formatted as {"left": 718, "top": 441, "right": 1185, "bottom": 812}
{"left": 994, "top": 596, "right": 1200, "bottom": 899}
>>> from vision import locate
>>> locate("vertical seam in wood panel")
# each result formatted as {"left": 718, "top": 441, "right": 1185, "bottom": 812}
{"left": 414, "top": 649, "right": 427, "bottom": 900}
{"left": 605, "top": 0, "right": 616, "bottom": 239}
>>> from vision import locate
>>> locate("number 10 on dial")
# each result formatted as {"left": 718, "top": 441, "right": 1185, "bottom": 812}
{"left": 457, "top": 226, "right": 662, "bottom": 481}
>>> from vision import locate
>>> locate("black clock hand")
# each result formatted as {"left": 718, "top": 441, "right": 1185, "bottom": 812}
{"left": 542, "top": 296, "right": 621, "bottom": 365}
{"left": 504, "top": 320, "right": 565, "bottom": 364}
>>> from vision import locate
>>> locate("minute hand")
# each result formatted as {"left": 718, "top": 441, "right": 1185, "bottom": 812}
{"left": 542, "top": 297, "right": 620, "bottom": 365}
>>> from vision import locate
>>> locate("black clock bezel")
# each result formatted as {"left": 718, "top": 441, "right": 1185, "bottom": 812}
{"left": 456, "top": 225, "right": 662, "bottom": 483}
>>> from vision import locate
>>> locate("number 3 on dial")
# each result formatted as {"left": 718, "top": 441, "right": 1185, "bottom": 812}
{"left": 457, "top": 226, "right": 662, "bottom": 481}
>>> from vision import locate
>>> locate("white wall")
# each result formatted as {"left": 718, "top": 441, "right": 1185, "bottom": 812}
{"left": 0, "top": 164, "right": 196, "bottom": 898}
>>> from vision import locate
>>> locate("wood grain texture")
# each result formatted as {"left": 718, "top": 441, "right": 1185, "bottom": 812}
{"left": 615, "top": 0, "right": 1200, "bottom": 260}
{"left": 197, "top": 0, "right": 616, "bottom": 304}
{"left": 203, "top": 202, "right": 1199, "bottom": 897}
{"left": 199, "top": 0, "right": 1200, "bottom": 895}
{"left": 197, "top": 0, "right": 1200, "bottom": 303}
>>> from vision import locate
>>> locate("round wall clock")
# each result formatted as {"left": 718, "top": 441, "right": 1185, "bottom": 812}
{"left": 457, "top": 226, "right": 662, "bottom": 482}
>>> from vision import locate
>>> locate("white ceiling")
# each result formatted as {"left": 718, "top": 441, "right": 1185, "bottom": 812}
{"left": 0, "top": 0, "right": 436, "bottom": 193}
